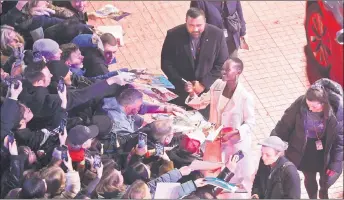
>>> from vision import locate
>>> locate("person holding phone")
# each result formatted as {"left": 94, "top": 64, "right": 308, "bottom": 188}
{"left": 0, "top": 137, "right": 26, "bottom": 199}
{"left": 185, "top": 58, "right": 255, "bottom": 197}
{"left": 251, "top": 136, "right": 301, "bottom": 199}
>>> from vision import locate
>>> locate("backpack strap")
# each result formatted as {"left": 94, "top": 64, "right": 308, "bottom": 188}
{"left": 278, "top": 161, "right": 294, "bottom": 197}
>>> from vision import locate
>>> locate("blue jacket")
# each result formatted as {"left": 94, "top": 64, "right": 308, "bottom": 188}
{"left": 102, "top": 98, "right": 160, "bottom": 136}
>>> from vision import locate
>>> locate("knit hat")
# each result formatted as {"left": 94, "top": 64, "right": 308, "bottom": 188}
{"left": 33, "top": 39, "right": 60, "bottom": 58}
{"left": 67, "top": 125, "right": 99, "bottom": 145}
{"left": 72, "top": 34, "right": 104, "bottom": 51}
{"left": 47, "top": 60, "right": 70, "bottom": 81}
{"left": 258, "top": 136, "right": 289, "bottom": 152}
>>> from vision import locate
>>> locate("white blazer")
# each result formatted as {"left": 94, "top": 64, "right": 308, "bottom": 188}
{"left": 186, "top": 79, "right": 256, "bottom": 196}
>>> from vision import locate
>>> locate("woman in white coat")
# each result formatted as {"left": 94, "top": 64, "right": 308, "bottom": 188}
{"left": 185, "top": 58, "right": 256, "bottom": 198}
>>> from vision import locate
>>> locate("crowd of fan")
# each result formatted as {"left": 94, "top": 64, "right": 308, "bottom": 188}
{"left": 1, "top": 1, "right": 343, "bottom": 199}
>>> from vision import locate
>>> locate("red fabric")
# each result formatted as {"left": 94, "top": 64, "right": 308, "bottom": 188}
{"left": 180, "top": 135, "right": 201, "bottom": 154}
{"left": 221, "top": 127, "right": 233, "bottom": 134}
{"left": 68, "top": 146, "right": 85, "bottom": 162}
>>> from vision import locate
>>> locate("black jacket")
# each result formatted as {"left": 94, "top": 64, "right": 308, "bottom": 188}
{"left": 44, "top": 18, "right": 93, "bottom": 45}
{"left": 0, "top": 155, "right": 25, "bottom": 198}
{"left": 0, "top": 6, "right": 29, "bottom": 29}
{"left": 271, "top": 95, "right": 343, "bottom": 173}
{"left": 252, "top": 157, "right": 301, "bottom": 199}
{"left": 80, "top": 47, "right": 109, "bottom": 77}
{"left": 167, "top": 147, "right": 203, "bottom": 183}
{"left": 14, "top": 128, "right": 59, "bottom": 152}
{"left": 18, "top": 79, "right": 116, "bottom": 130}
{"left": 0, "top": 98, "right": 20, "bottom": 140}
{"left": 190, "top": 0, "right": 246, "bottom": 48}
{"left": 161, "top": 23, "right": 228, "bottom": 98}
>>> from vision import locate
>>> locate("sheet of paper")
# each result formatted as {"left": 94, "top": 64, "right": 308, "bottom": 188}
{"left": 189, "top": 160, "right": 224, "bottom": 171}
{"left": 154, "top": 183, "right": 180, "bottom": 199}
{"left": 206, "top": 124, "right": 224, "bottom": 142}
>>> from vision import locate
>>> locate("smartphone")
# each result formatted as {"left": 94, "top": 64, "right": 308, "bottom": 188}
{"left": 155, "top": 143, "right": 164, "bottom": 156}
{"left": 59, "top": 118, "right": 67, "bottom": 135}
{"left": 57, "top": 77, "right": 65, "bottom": 93}
{"left": 232, "top": 150, "right": 244, "bottom": 162}
{"left": 61, "top": 145, "right": 69, "bottom": 162}
{"left": 7, "top": 132, "right": 15, "bottom": 144}
{"left": 137, "top": 132, "right": 147, "bottom": 148}
{"left": 13, "top": 80, "right": 20, "bottom": 89}
{"left": 93, "top": 154, "right": 101, "bottom": 168}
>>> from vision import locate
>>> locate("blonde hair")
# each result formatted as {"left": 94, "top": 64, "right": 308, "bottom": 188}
{"left": 121, "top": 180, "right": 150, "bottom": 199}
{"left": 0, "top": 25, "right": 25, "bottom": 51}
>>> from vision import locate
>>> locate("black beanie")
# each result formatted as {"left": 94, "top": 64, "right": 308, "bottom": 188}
{"left": 46, "top": 60, "right": 69, "bottom": 81}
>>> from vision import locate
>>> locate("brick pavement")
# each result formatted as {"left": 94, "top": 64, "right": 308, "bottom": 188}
{"left": 87, "top": 1, "right": 343, "bottom": 198}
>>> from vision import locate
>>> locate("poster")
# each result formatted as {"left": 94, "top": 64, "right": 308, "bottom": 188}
{"left": 204, "top": 177, "right": 238, "bottom": 193}
{"left": 133, "top": 83, "right": 178, "bottom": 103}
{"left": 132, "top": 73, "right": 175, "bottom": 89}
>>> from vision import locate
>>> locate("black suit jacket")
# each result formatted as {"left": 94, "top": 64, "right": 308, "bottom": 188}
{"left": 190, "top": 0, "right": 247, "bottom": 48}
{"left": 161, "top": 23, "right": 228, "bottom": 97}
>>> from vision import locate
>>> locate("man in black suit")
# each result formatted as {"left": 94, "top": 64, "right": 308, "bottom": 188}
{"left": 190, "top": 0, "right": 247, "bottom": 58}
{"left": 161, "top": 7, "right": 228, "bottom": 109}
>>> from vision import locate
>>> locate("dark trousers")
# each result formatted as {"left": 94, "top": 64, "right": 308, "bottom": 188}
{"left": 302, "top": 170, "right": 342, "bottom": 199}
{"left": 226, "top": 36, "right": 238, "bottom": 58}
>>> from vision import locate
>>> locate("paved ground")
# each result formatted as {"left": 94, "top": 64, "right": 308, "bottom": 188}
{"left": 87, "top": 1, "right": 343, "bottom": 198}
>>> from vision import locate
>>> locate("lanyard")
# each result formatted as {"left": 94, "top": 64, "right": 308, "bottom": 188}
{"left": 305, "top": 111, "right": 324, "bottom": 140}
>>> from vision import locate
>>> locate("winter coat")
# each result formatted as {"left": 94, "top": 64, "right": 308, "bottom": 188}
{"left": 44, "top": 18, "right": 93, "bottom": 45}
{"left": 252, "top": 157, "right": 301, "bottom": 199}
{"left": 271, "top": 94, "right": 343, "bottom": 174}
{"left": 18, "top": 79, "right": 118, "bottom": 130}
{"left": 167, "top": 147, "right": 203, "bottom": 183}
{"left": 0, "top": 155, "right": 25, "bottom": 198}
{"left": 0, "top": 98, "right": 20, "bottom": 140}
